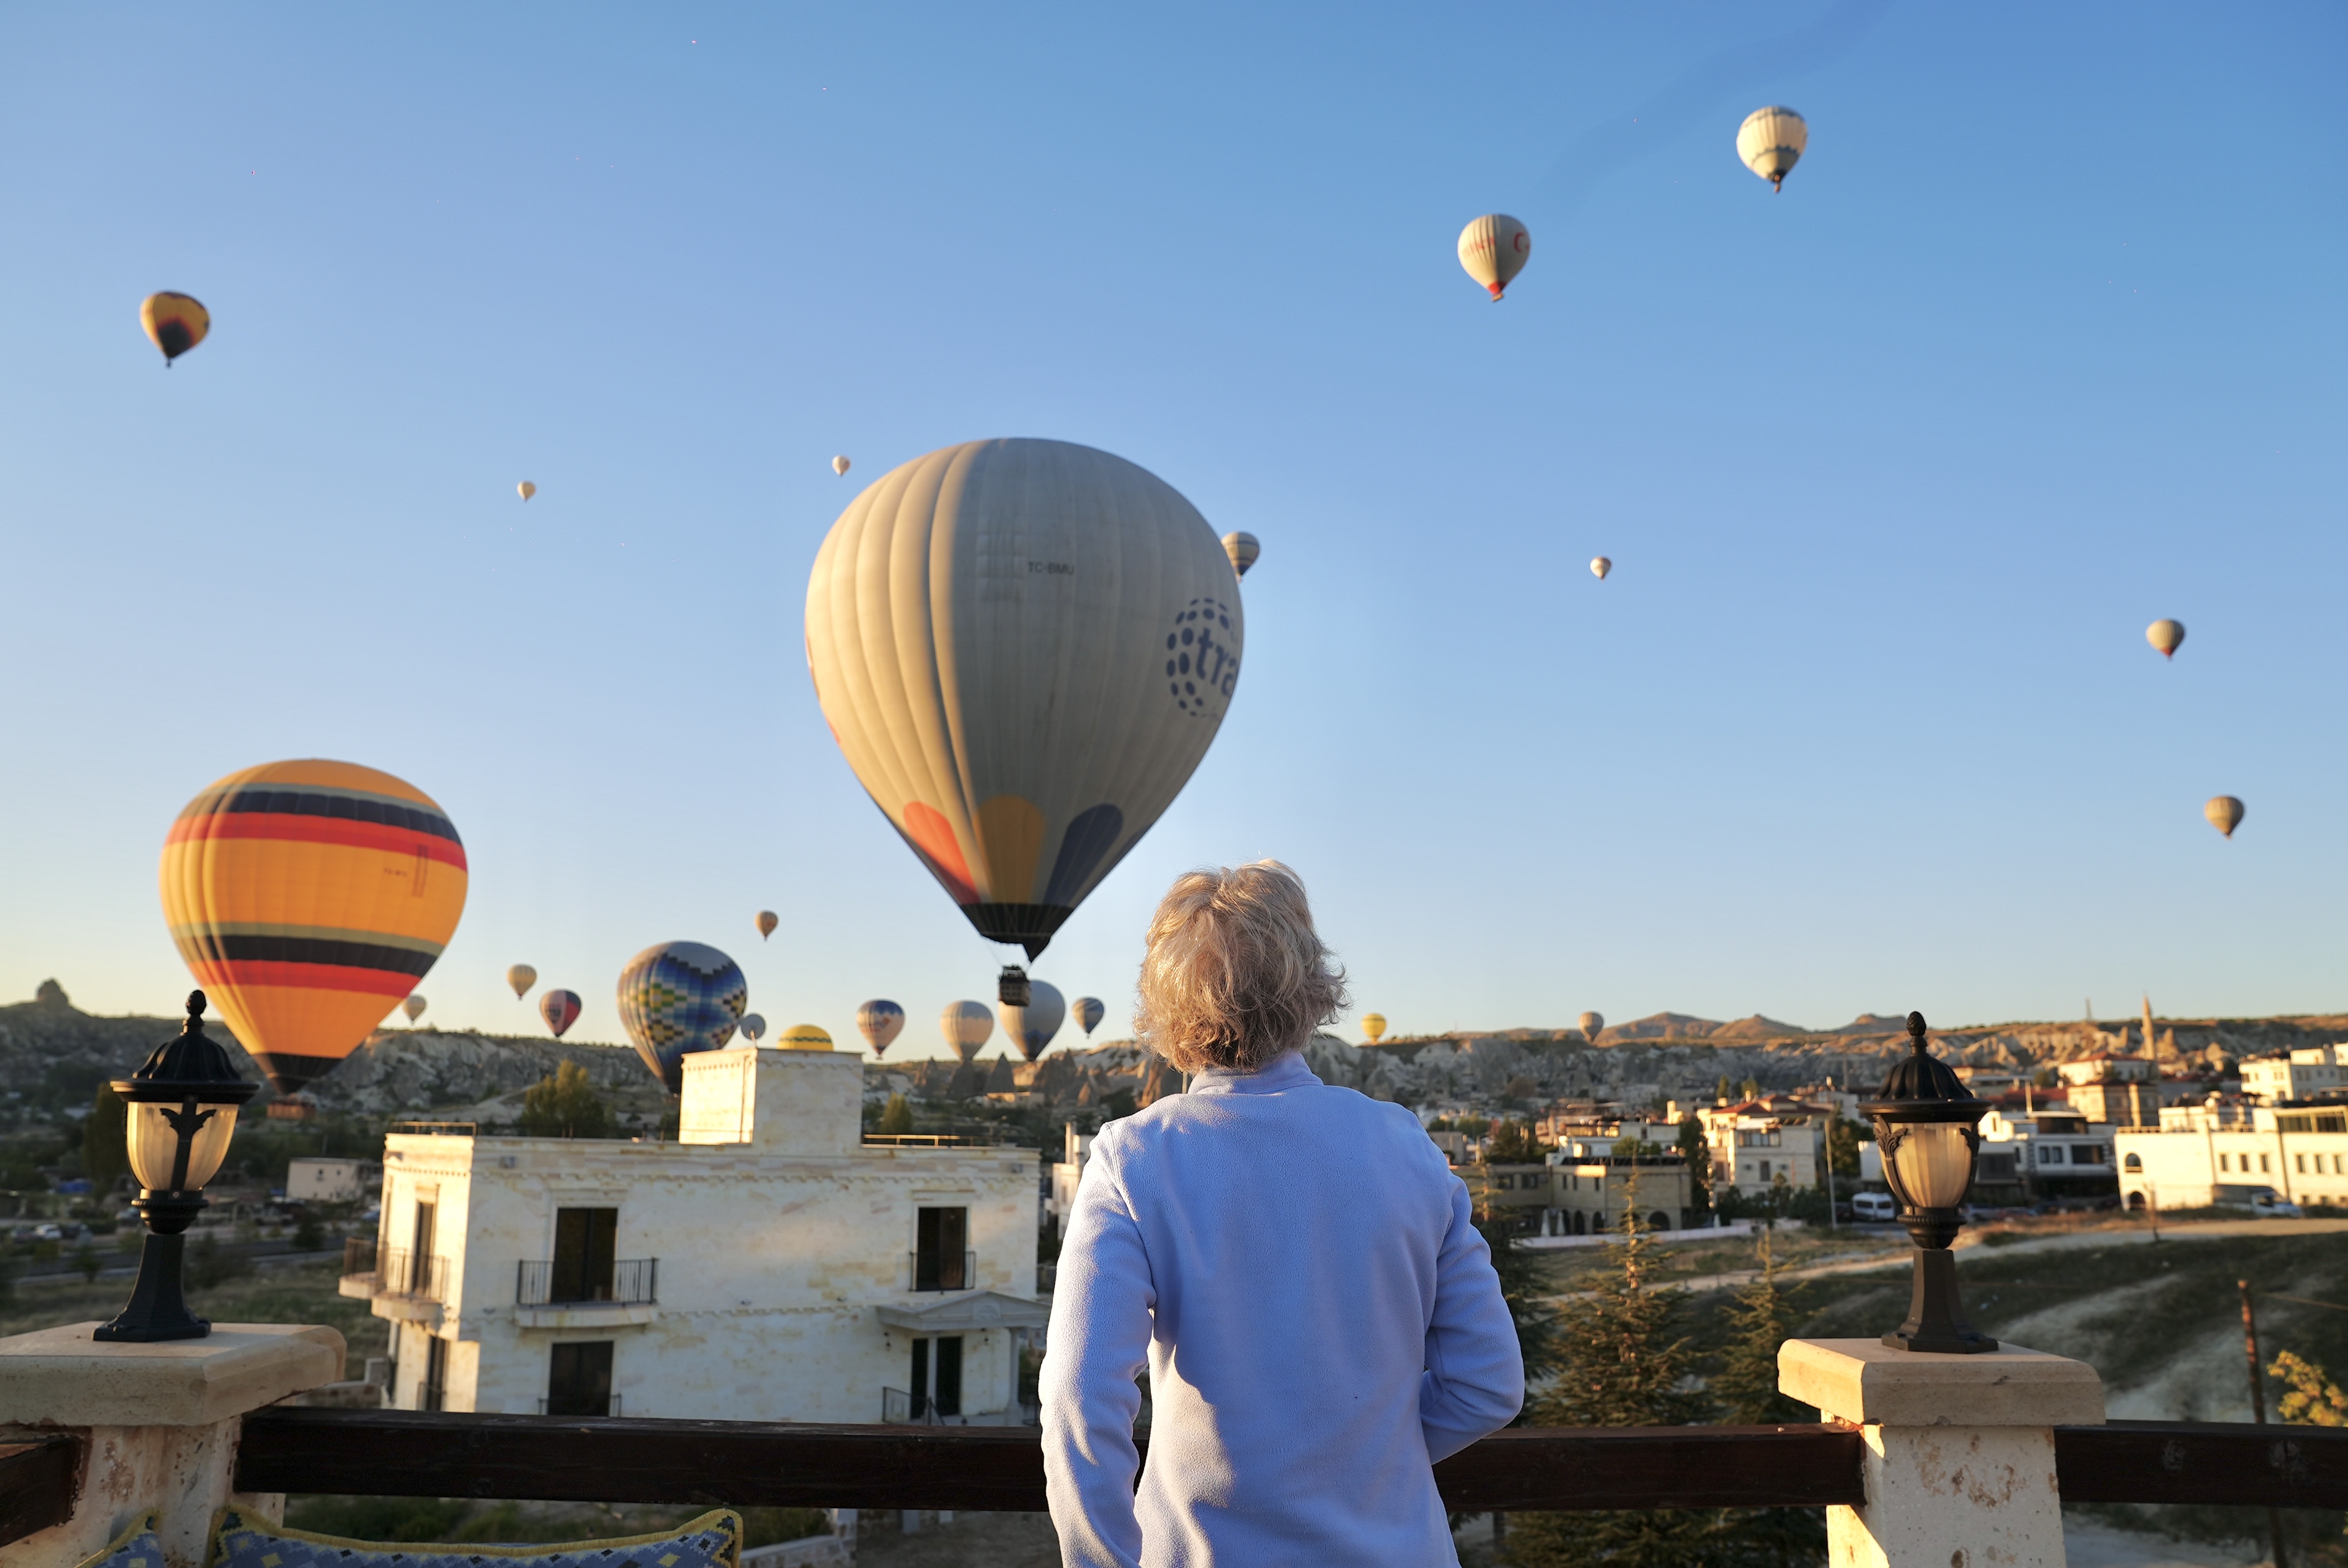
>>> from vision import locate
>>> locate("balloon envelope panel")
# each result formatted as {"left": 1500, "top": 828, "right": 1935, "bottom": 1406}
{"left": 806, "top": 439, "right": 1243, "bottom": 958}
{"left": 159, "top": 759, "right": 467, "bottom": 1096}
{"left": 616, "top": 941, "right": 748, "bottom": 1091}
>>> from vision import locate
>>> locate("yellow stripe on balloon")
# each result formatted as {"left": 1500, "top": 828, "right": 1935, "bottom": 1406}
{"left": 975, "top": 795, "right": 1046, "bottom": 905}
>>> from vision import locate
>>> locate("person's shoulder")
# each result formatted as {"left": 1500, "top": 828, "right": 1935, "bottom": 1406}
{"left": 1312, "top": 1085, "right": 1454, "bottom": 1156}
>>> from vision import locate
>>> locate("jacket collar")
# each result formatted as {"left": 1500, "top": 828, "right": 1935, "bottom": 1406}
{"left": 1186, "top": 1050, "right": 1320, "bottom": 1096}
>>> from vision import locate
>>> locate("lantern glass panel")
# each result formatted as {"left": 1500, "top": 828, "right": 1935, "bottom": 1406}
{"left": 125, "top": 1101, "right": 239, "bottom": 1193}
{"left": 1882, "top": 1120, "right": 1973, "bottom": 1209}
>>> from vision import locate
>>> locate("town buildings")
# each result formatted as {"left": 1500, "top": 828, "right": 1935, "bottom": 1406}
{"left": 1695, "top": 1097, "right": 1832, "bottom": 1201}
{"left": 2119, "top": 1096, "right": 2348, "bottom": 1211}
{"left": 286, "top": 1157, "right": 376, "bottom": 1205}
{"left": 1974, "top": 1107, "right": 2117, "bottom": 1203}
{"left": 344, "top": 1042, "right": 1044, "bottom": 1422}
{"left": 2241, "top": 1046, "right": 2348, "bottom": 1105}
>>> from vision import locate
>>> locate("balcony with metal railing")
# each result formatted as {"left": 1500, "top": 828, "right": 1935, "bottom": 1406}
{"left": 516, "top": 1257, "right": 659, "bottom": 1307}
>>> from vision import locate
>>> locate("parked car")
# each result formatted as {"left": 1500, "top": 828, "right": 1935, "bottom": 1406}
{"left": 2216, "top": 1185, "right": 2303, "bottom": 1219}
{"left": 1850, "top": 1192, "right": 1899, "bottom": 1223}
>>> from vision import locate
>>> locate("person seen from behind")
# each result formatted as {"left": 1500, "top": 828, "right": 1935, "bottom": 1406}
{"left": 1042, "top": 860, "right": 1523, "bottom": 1565}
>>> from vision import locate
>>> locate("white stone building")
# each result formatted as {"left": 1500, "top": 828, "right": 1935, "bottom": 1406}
{"left": 344, "top": 1044, "right": 1046, "bottom": 1422}
{"left": 2120, "top": 1098, "right": 2348, "bottom": 1210}
{"left": 2241, "top": 1046, "right": 2348, "bottom": 1104}
{"left": 287, "top": 1157, "right": 376, "bottom": 1204}
{"left": 1697, "top": 1099, "right": 1829, "bottom": 1199}
{"left": 1976, "top": 1107, "right": 2116, "bottom": 1193}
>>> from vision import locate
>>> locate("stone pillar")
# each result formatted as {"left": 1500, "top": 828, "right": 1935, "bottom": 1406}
{"left": 0, "top": 1322, "right": 344, "bottom": 1568}
{"left": 1779, "top": 1338, "right": 2104, "bottom": 1568}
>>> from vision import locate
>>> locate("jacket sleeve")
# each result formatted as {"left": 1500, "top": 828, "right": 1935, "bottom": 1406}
{"left": 1041, "top": 1136, "right": 1155, "bottom": 1568}
{"left": 1419, "top": 1175, "right": 1526, "bottom": 1462}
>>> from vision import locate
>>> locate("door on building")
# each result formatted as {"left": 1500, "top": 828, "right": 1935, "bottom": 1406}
{"left": 420, "top": 1333, "right": 448, "bottom": 1411}
{"left": 915, "top": 1206, "right": 969, "bottom": 1291}
{"left": 411, "top": 1200, "right": 437, "bottom": 1292}
{"left": 552, "top": 1208, "right": 619, "bottom": 1302}
{"left": 909, "top": 1335, "right": 964, "bottom": 1421}
{"left": 547, "top": 1341, "right": 614, "bottom": 1416}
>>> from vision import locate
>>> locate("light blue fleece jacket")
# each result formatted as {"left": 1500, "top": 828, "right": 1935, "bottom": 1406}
{"left": 1041, "top": 1051, "right": 1524, "bottom": 1566}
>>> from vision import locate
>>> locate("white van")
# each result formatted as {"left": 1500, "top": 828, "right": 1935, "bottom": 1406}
{"left": 1851, "top": 1192, "right": 1898, "bottom": 1223}
{"left": 2216, "top": 1185, "right": 2303, "bottom": 1219}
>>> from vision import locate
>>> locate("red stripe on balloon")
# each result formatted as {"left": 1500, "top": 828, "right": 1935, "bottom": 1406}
{"left": 166, "top": 813, "right": 469, "bottom": 869}
{"left": 183, "top": 959, "right": 418, "bottom": 997}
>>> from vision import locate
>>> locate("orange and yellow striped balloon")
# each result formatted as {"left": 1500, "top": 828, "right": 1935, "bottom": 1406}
{"left": 159, "top": 760, "right": 467, "bottom": 1096}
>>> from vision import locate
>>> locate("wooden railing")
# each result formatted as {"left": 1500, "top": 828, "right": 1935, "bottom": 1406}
{"left": 222, "top": 1410, "right": 2348, "bottom": 1514}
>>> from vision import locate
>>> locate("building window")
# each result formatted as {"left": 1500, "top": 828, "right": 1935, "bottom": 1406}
{"left": 2262, "top": 1154, "right": 2272, "bottom": 1174}
{"left": 410, "top": 1199, "right": 437, "bottom": 1293}
{"left": 1496, "top": 1175, "right": 1513, "bottom": 1190}
{"left": 2299, "top": 1154, "right": 2309, "bottom": 1174}
{"left": 2219, "top": 1153, "right": 2230, "bottom": 1172}
{"left": 552, "top": 1208, "right": 619, "bottom": 1303}
{"left": 915, "top": 1206, "right": 969, "bottom": 1291}
{"left": 910, "top": 1334, "right": 963, "bottom": 1420}
{"left": 1758, "top": 1160, "right": 1771, "bottom": 1181}
{"left": 2335, "top": 1155, "right": 2345, "bottom": 1175}
{"left": 547, "top": 1342, "right": 614, "bottom": 1417}
{"left": 2124, "top": 1153, "right": 2143, "bottom": 1172}
{"left": 419, "top": 1333, "right": 449, "bottom": 1412}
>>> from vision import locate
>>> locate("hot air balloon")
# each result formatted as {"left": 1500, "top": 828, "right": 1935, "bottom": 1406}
{"left": 738, "top": 1013, "right": 767, "bottom": 1044}
{"left": 1223, "top": 532, "right": 1260, "bottom": 580}
{"left": 1578, "top": 1010, "right": 1604, "bottom": 1043}
{"left": 539, "top": 988, "right": 583, "bottom": 1039}
{"left": 141, "top": 292, "right": 210, "bottom": 364}
{"left": 403, "top": 995, "right": 428, "bottom": 1024}
{"left": 2148, "top": 620, "right": 2185, "bottom": 659}
{"left": 1361, "top": 1013, "right": 1387, "bottom": 1045}
{"left": 518, "top": 482, "right": 537, "bottom": 502}
{"left": 1456, "top": 215, "right": 1530, "bottom": 301}
{"left": 1075, "top": 996, "right": 1105, "bottom": 1037}
{"left": 161, "top": 760, "right": 467, "bottom": 1098}
{"left": 1002, "top": 978, "right": 1066, "bottom": 1062}
{"left": 507, "top": 964, "right": 537, "bottom": 999}
{"left": 833, "top": 456, "right": 852, "bottom": 476}
{"left": 807, "top": 440, "right": 1244, "bottom": 960}
{"left": 1591, "top": 557, "right": 1612, "bottom": 581}
{"left": 941, "top": 1000, "right": 994, "bottom": 1066}
{"left": 858, "top": 999, "right": 907, "bottom": 1057}
{"left": 1737, "top": 107, "right": 1807, "bottom": 191}
{"left": 755, "top": 910, "right": 779, "bottom": 941}
{"left": 780, "top": 1024, "right": 833, "bottom": 1050}
{"left": 2206, "top": 796, "right": 2244, "bottom": 839}
{"left": 616, "top": 941, "right": 748, "bottom": 1091}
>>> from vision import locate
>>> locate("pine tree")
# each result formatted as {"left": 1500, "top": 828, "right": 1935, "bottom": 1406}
{"left": 1706, "top": 1232, "right": 1830, "bottom": 1566}
{"left": 1676, "top": 1116, "right": 1713, "bottom": 1221}
{"left": 1502, "top": 1185, "right": 1718, "bottom": 1568}
{"left": 877, "top": 1094, "right": 915, "bottom": 1136}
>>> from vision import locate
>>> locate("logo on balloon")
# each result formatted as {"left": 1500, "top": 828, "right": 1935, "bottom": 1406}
{"left": 1163, "top": 597, "right": 1239, "bottom": 719}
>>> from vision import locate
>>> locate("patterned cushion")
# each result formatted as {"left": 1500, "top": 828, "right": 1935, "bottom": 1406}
{"left": 76, "top": 1514, "right": 163, "bottom": 1568}
{"left": 208, "top": 1507, "right": 741, "bottom": 1568}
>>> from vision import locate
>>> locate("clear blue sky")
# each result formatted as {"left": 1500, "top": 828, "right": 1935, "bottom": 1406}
{"left": 2, "top": 3, "right": 2340, "bottom": 1061}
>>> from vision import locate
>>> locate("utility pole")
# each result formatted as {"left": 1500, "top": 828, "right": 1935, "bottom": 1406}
{"left": 2241, "top": 1278, "right": 2288, "bottom": 1568}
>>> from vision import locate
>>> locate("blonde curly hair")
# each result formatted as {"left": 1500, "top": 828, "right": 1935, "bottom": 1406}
{"left": 1135, "top": 860, "right": 1349, "bottom": 1073}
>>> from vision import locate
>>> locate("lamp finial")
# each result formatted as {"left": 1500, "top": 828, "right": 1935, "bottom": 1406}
{"left": 1907, "top": 1011, "right": 1927, "bottom": 1050}
{"left": 185, "top": 991, "right": 207, "bottom": 1029}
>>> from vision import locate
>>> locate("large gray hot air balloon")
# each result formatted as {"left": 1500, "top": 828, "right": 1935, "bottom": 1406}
{"left": 941, "top": 1000, "right": 994, "bottom": 1065}
{"left": 807, "top": 439, "right": 1244, "bottom": 960}
{"left": 1002, "top": 979, "right": 1066, "bottom": 1062}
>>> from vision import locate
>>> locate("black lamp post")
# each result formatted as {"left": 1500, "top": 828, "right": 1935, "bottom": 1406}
{"left": 1862, "top": 1011, "right": 1997, "bottom": 1354}
{"left": 92, "top": 991, "right": 258, "bottom": 1342}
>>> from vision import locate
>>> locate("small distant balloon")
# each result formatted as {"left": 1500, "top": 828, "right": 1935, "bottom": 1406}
{"left": 1361, "top": 1012, "right": 1388, "bottom": 1045}
{"left": 941, "top": 1000, "right": 994, "bottom": 1065}
{"left": 402, "top": 995, "right": 427, "bottom": 1024}
{"left": 1075, "top": 996, "right": 1105, "bottom": 1036}
{"left": 141, "top": 292, "right": 210, "bottom": 364}
{"left": 756, "top": 910, "right": 779, "bottom": 941}
{"left": 1737, "top": 106, "right": 1807, "bottom": 191}
{"left": 2206, "top": 796, "right": 2244, "bottom": 839}
{"left": 518, "top": 481, "right": 537, "bottom": 502}
{"left": 2147, "top": 620, "right": 2185, "bottom": 660}
{"left": 1590, "top": 557, "right": 1612, "bottom": 581}
{"left": 1578, "top": 1010, "right": 1604, "bottom": 1042}
{"left": 832, "top": 456, "right": 851, "bottom": 476}
{"left": 1457, "top": 215, "right": 1531, "bottom": 301}
{"left": 780, "top": 1023, "right": 833, "bottom": 1050}
{"left": 1223, "top": 532, "right": 1260, "bottom": 580}
{"left": 539, "top": 989, "right": 582, "bottom": 1038}
{"left": 738, "top": 1013, "right": 766, "bottom": 1044}
{"left": 858, "top": 999, "right": 907, "bottom": 1058}
{"left": 506, "top": 964, "right": 537, "bottom": 999}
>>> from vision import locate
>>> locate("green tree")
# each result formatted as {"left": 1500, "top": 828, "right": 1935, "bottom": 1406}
{"left": 72, "top": 1242, "right": 101, "bottom": 1283}
{"left": 1708, "top": 1232, "right": 1830, "bottom": 1565}
{"left": 517, "top": 1062, "right": 611, "bottom": 1139}
{"left": 1676, "top": 1116, "right": 1713, "bottom": 1221}
{"left": 1503, "top": 1189, "right": 1714, "bottom": 1568}
{"left": 1827, "top": 1117, "right": 1865, "bottom": 1179}
{"left": 877, "top": 1094, "right": 915, "bottom": 1136}
{"left": 1473, "top": 1209, "right": 1559, "bottom": 1392}
{"left": 83, "top": 1084, "right": 128, "bottom": 1194}
{"left": 1714, "top": 1076, "right": 1732, "bottom": 1105}
{"left": 1489, "top": 1120, "right": 1542, "bottom": 1163}
{"left": 1739, "top": 1078, "right": 1759, "bottom": 1102}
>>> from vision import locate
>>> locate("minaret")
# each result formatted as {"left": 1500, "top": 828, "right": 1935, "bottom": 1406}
{"left": 2143, "top": 994, "right": 2159, "bottom": 1061}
